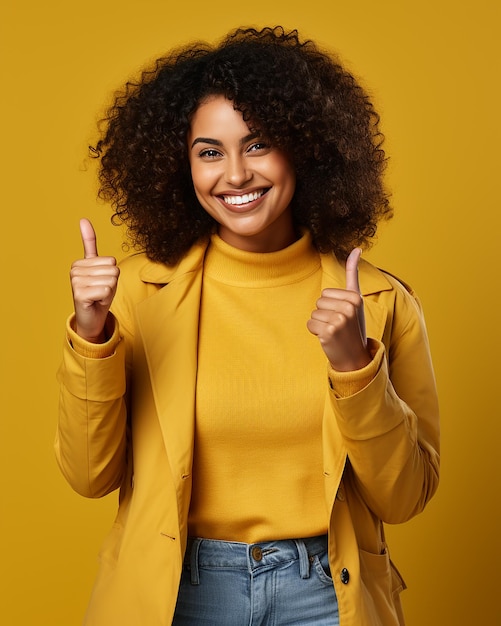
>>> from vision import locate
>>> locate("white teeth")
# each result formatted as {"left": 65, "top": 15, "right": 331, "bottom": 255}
{"left": 222, "top": 190, "right": 264, "bottom": 205}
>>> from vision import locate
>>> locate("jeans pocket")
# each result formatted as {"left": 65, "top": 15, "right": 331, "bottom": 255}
{"left": 312, "top": 550, "right": 334, "bottom": 585}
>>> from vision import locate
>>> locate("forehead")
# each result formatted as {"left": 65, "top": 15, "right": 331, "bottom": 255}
{"left": 189, "top": 96, "right": 251, "bottom": 139}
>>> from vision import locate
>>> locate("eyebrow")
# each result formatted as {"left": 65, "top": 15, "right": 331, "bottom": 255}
{"left": 190, "top": 133, "right": 259, "bottom": 149}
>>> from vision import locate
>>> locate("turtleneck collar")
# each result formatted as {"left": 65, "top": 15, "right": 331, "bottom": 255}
{"left": 203, "top": 230, "right": 321, "bottom": 287}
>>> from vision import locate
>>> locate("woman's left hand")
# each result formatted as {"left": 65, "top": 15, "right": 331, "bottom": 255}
{"left": 307, "top": 248, "right": 371, "bottom": 372}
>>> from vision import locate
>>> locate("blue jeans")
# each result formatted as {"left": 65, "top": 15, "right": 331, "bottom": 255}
{"left": 172, "top": 535, "right": 339, "bottom": 625}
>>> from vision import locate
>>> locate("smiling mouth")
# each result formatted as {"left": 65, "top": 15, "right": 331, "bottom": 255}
{"left": 221, "top": 189, "right": 268, "bottom": 206}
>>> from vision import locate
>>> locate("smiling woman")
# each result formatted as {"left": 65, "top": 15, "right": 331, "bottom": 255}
{"left": 56, "top": 25, "right": 439, "bottom": 626}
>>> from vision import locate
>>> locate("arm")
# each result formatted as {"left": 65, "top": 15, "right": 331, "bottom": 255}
{"left": 55, "top": 219, "right": 129, "bottom": 498}
{"left": 308, "top": 251, "right": 439, "bottom": 523}
{"left": 328, "top": 283, "right": 440, "bottom": 523}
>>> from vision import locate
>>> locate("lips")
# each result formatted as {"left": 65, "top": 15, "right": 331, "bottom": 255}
{"left": 220, "top": 189, "right": 268, "bottom": 206}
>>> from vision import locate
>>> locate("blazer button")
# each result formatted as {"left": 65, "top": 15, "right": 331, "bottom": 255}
{"left": 340, "top": 568, "right": 350, "bottom": 584}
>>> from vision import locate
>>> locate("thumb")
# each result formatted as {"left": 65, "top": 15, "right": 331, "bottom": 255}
{"left": 345, "top": 247, "right": 362, "bottom": 293}
{"left": 80, "top": 218, "right": 98, "bottom": 258}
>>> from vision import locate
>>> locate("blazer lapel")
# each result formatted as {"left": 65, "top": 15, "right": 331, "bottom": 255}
{"left": 135, "top": 244, "right": 207, "bottom": 482}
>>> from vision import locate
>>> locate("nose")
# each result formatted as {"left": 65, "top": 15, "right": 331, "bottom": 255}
{"left": 224, "top": 154, "right": 252, "bottom": 187}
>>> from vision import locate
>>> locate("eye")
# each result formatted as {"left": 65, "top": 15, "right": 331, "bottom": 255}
{"left": 247, "top": 141, "right": 270, "bottom": 154}
{"left": 198, "top": 148, "right": 223, "bottom": 159}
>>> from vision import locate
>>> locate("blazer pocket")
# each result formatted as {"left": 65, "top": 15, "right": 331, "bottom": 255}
{"left": 360, "top": 550, "right": 406, "bottom": 613}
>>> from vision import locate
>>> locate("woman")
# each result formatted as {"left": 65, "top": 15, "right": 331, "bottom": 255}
{"left": 56, "top": 26, "right": 440, "bottom": 626}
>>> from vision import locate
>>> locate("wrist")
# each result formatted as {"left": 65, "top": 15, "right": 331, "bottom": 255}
{"left": 67, "top": 314, "right": 120, "bottom": 359}
{"left": 327, "top": 339, "right": 383, "bottom": 398}
{"left": 75, "top": 328, "right": 106, "bottom": 344}
{"left": 329, "top": 348, "right": 372, "bottom": 373}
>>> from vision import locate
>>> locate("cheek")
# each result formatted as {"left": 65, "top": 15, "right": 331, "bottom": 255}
{"left": 190, "top": 169, "right": 218, "bottom": 214}
{"left": 189, "top": 164, "right": 210, "bottom": 195}
{"left": 269, "top": 156, "right": 296, "bottom": 191}
{"left": 278, "top": 167, "right": 296, "bottom": 199}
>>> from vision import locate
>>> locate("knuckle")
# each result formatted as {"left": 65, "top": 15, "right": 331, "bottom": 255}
{"left": 326, "top": 322, "right": 338, "bottom": 337}
{"left": 345, "top": 302, "right": 356, "bottom": 316}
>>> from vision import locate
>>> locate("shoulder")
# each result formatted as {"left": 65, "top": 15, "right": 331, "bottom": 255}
{"left": 357, "top": 257, "right": 420, "bottom": 305}
{"left": 118, "top": 252, "right": 166, "bottom": 281}
{"left": 114, "top": 254, "right": 165, "bottom": 303}
{"left": 376, "top": 267, "right": 418, "bottom": 299}
{"left": 117, "top": 239, "right": 208, "bottom": 287}
{"left": 356, "top": 260, "right": 428, "bottom": 343}
{"left": 372, "top": 267, "right": 428, "bottom": 341}
{"left": 375, "top": 267, "right": 423, "bottom": 315}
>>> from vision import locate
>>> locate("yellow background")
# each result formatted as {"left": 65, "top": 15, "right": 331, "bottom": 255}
{"left": 1, "top": 0, "right": 499, "bottom": 624}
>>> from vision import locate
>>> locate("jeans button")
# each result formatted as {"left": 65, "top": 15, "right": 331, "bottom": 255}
{"left": 251, "top": 546, "right": 263, "bottom": 561}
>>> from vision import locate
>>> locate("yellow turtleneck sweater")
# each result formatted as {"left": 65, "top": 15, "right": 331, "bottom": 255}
{"left": 188, "top": 232, "right": 329, "bottom": 543}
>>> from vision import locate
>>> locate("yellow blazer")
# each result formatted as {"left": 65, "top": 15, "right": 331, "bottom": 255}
{"left": 56, "top": 240, "right": 440, "bottom": 626}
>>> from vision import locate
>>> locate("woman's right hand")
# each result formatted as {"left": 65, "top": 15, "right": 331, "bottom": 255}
{"left": 70, "top": 218, "right": 120, "bottom": 343}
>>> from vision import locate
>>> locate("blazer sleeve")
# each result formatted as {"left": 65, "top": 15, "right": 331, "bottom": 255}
{"left": 55, "top": 318, "right": 128, "bottom": 498}
{"left": 328, "top": 278, "right": 440, "bottom": 523}
{"left": 54, "top": 261, "right": 139, "bottom": 499}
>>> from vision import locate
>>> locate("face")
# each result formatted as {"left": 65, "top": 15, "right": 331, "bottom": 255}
{"left": 188, "top": 96, "right": 296, "bottom": 252}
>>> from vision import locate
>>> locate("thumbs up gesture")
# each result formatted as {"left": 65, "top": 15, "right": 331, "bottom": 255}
{"left": 307, "top": 248, "right": 370, "bottom": 371}
{"left": 70, "top": 219, "right": 120, "bottom": 343}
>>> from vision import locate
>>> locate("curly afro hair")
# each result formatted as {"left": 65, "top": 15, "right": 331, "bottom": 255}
{"left": 93, "top": 26, "right": 392, "bottom": 264}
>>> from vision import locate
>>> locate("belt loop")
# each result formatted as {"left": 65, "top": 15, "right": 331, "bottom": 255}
{"left": 189, "top": 538, "right": 202, "bottom": 585}
{"left": 294, "top": 539, "right": 310, "bottom": 579}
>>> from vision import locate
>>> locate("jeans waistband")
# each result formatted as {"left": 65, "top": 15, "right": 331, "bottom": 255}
{"left": 184, "top": 535, "right": 328, "bottom": 584}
